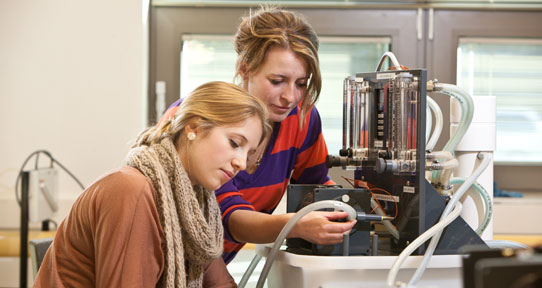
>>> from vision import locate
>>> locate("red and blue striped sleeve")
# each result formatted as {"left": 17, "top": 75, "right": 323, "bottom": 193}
{"left": 214, "top": 180, "right": 255, "bottom": 243}
{"left": 217, "top": 106, "right": 334, "bottom": 263}
{"left": 290, "top": 106, "right": 334, "bottom": 185}
{"left": 156, "top": 98, "right": 183, "bottom": 126}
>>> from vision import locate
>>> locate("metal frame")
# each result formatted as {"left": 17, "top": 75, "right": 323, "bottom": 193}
{"left": 149, "top": 6, "right": 542, "bottom": 192}
{"left": 427, "top": 9, "right": 542, "bottom": 190}
{"left": 149, "top": 6, "right": 422, "bottom": 122}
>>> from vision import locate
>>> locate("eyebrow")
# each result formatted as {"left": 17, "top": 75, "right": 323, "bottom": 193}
{"left": 232, "top": 132, "right": 248, "bottom": 144}
{"left": 233, "top": 132, "right": 260, "bottom": 152}
{"left": 269, "top": 74, "right": 309, "bottom": 80}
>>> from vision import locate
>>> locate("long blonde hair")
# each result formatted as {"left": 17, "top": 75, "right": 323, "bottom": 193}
{"left": 134, "top": 81, "right": 271, "bottom": 171}
{"left": 234, "top": 6, "right": 322, "bottom": 124}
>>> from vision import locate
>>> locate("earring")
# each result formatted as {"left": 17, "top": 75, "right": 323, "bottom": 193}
{"left": 187, "top": 132, "right": 196, "bottom": 141}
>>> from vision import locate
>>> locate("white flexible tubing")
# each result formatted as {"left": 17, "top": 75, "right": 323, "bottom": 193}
{"left": 408, "top": 153, "right": 492, "bottom": 286}
{"left": 485, "top": 240, "right": 528, "bottom": 249}
{"left": 426, "top": 106, "right": 432, "bottom": 146}
{"left": 450, "top": 177, "right": 492, "bottom": 235}
{"left": 386, "top": 202, "right": 463, "bottom": 288}
{"left": 436, "top": 158, "right": 459, "bottom": 170}
{"left": 426, "top": 96, "right": 443, "bottom": 152}
{"left": 438, "top": 159, "right": 459, "bottom": 188}
{"left": 238, "top": 253, "right": 263, "bottom": 288}
{"left": 426, "top": 150, "right": 453, "bottom": 184}
{"left": 431, "top": 83, "right": 474, "bottom": 184}
{"left": 256, "top": 200, "right": 357, "bottom": 288}
{"left": 371, "top": 198, "right": 400, "bottom": 240}
{"left": 428, "top": 151, "right": 454, "bottom": 161}
{"left": 376, "top": 52, "right": 403, "bottom": 71}
{"left": 438, "top": 83, "right": 474, "bottom": 154}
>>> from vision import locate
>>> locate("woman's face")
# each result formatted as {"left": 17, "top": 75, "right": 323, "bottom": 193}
{"left": 184, "top": 116, "right": 263, "bottom": 190}
{"left": 243, "top": 46, "right": 309, "bottom": 122}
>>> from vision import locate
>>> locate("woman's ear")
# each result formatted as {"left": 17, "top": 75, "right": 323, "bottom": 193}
{"left": 184, "top": 118, "right": 201, "bottom": 136}
{"left": 184, "top": 126, "right": 194, "bottom": 139}
{"left": 239, "top": 65, "right": 248, "bottom": 81}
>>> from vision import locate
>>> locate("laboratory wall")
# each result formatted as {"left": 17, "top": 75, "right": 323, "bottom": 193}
{"left": 0, "top": 0, "right": 148, "bottom": 229}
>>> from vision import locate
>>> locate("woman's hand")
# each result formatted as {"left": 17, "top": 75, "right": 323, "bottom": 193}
{"left": 287, "top": 211, "right": 357, "bottom": 245}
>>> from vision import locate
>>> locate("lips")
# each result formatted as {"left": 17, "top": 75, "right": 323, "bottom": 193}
{"left": 273, "top": 105, "right": 291, "bottom": 113}
{"left": 221, "top": 169, "right": 234, "bottom": 181}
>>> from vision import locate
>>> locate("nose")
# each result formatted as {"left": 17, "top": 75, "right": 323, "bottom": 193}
{"left": 232, "top": 153, "right": 247, "bottom": 172}
{"left": 280, "top": 83, "right": 297, "bottom": 105}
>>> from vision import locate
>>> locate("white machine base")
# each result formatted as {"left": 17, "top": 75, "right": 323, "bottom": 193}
{"left": 256, "top": 245, "right": 463, "bottom": 288}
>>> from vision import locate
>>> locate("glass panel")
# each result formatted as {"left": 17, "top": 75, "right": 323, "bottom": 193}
{"left": 180, "top": 35, "right": 237, "bottom": 98}
{"left": 181, "top": 35, "right": 391, "bottom": 153}
{"left": 457, "top": 38, "right": 542, "bottom": 164}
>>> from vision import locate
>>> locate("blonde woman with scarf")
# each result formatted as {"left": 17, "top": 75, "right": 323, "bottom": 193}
{"left": 34, "top": 81, "right": 271, "bottom": 288}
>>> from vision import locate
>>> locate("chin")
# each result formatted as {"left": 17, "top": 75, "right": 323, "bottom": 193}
{"left": 205, "top": 185, "right": 219, "bottom": 191}
{"left": 207, "top": 182, "right": 223, "bottom": 191}
{"left": 271, "top": 114, "right": 288, "bottom": 122}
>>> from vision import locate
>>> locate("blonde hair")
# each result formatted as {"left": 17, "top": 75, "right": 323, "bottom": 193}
{"left": 234, "top": 6, "right": 322, "bottom": 124}
{"left": 134, "top": 81, "right": 271, "bottom": 172}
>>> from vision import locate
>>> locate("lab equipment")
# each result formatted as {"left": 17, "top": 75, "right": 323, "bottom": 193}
{"left": 297, "top": 68, "right": 485, "bottom": 257}
{"left": 28, "top": 168, "right": 59, "bottom": 223}
{"left": 16, "top": 150, "right": 85, "bottom": 288}
{"left": 248, "top": 52, "right": 498, "bottom": 288}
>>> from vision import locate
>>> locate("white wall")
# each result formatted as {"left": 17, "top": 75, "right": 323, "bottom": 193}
{"left": 0, "top": 0, "right": 148, "bottom": 228}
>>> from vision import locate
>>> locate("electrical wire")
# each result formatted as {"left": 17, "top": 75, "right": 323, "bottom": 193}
{"left": 14, "top": 150, "right": 85, "bottom": 205}
{"left": 51, "top": 157, "right": 85, "bottom": 190}
{"left": 342, "top": 176, "right": 399, "bottom": 239}
{"left": 375, "top": 52, "right": 403, "bottom": 71}
{"left": 370, "top": 188, "right": 398, "bottom": 218}
{"left": 15, "top": 150, "right": 52, "bottom": 204}
{"left": 343, "top": 177, "right": 398, "bottom": 218}
{"left": 341, "top": 175, "right": 355, "bottom": 188}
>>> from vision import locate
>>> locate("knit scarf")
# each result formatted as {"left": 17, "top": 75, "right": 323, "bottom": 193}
{"left": 126, "top": 138, "right": 223, "bottom": 288}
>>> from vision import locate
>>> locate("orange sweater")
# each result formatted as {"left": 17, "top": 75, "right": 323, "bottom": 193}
{"left": 34, "top": 166, "right": 235, "bottom": 287}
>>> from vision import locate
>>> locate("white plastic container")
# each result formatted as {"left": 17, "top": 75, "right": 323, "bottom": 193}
{"left": 256, "top": 245, "right": 463, "bottom": 288}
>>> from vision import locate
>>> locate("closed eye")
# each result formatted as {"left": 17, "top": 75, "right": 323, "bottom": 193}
{"left": 229, "top": 139, "right": 239, "bottom": 149}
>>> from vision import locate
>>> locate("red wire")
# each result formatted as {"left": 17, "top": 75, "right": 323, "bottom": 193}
{"left": 341, "top": 176, "right": 398, "bottom": 218}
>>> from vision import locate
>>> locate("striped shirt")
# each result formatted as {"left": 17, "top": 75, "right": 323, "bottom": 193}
{"left": 160, "top": 99, "right": 333, "bottom": 264}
